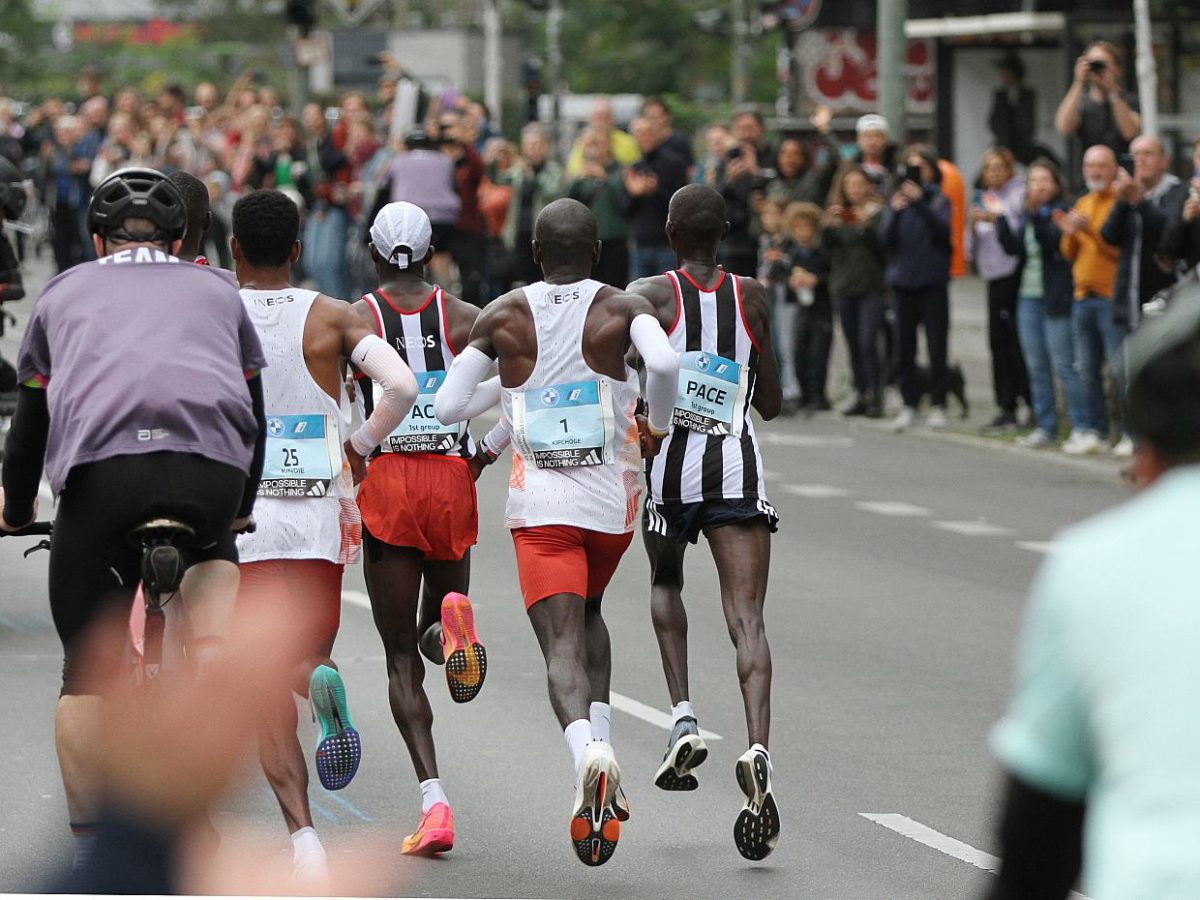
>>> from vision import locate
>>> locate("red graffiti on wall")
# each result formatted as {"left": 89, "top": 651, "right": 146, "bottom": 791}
{"left": 796, "top": 29, "right": 935, "bottom": 114}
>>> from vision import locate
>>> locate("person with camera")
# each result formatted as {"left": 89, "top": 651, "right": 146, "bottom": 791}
{"left": 434, "top": 108, "right": 486, "bottom": 307}
{"left": 1160, "top": 137, "right": 1200, "bottom": 275}
{"left": 567, "top": 127, "right": 631, "bottom": 288}
{"left": 883, "top": 146, "right": 954, "bottom": 432}
{"left": 623, "top": 116, "right": 688, "bottom": 280}
{"left": 1054, "top": 41, "right": 1141, "bottom": 160}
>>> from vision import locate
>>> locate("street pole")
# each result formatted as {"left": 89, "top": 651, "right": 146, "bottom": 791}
{"left": 286, "top": 24, "right": 307, "bottom": 117}
{"left": 731, "top": 0, "right": 749, "bottom": 104}
{"left": 876, "top": 0, "right": 908, "bottom": 142}
{"left": 1133, "top": 0, "right": 1158, "bottom": 138}
{"left": 547, "top": 0, "right": 563, "bottom": 151}
{"left": 483, "top": 0, "right": 502, "bottom": 130}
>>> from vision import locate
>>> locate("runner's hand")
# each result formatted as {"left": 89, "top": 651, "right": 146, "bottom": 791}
{"left": 0, "top": 490, "right": 37, "bottom": 533}
{"left": 231, "top": 516, "right": 255, "bottom": 535}
{"left": 466, "top": 449, "right": 487, "bottom": 482}
{"left": 344, "top": 439, "right": 368, "bottom": 485}
{"left": 636, "top": 414, "right": 665, "bottom": 459}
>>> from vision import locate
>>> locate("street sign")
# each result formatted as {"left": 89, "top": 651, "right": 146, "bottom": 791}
{"left": 293, "top": 33, "right": 332, "bottom": 68}
{"left": 323, "top": 0, "right": 386, "bottom": 27}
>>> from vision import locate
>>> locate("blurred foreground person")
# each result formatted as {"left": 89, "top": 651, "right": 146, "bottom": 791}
{"left": 987, "top": 286, "right": 1200, "bottom": 899}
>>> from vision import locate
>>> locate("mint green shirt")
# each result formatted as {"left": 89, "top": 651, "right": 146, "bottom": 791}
{"left": 1019, "top": 221, "right": 1043, "bottom": 299}
{"left": 993, "top": 466, "right": 1200, "bottom": 898}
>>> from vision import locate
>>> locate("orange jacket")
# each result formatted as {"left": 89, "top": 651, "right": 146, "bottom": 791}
{"left": 1060, "top": 189, "right": 1120, "bottom": 299}
{"left": 938, "top": 159, "right": 967, "bottom": 278}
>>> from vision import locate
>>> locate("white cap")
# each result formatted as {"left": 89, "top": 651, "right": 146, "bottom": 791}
{"left": 856, "top": 113, "right": 890, "bottom": 136}
{"left": 370, "top": 201, "right": 432, "bottom": 270}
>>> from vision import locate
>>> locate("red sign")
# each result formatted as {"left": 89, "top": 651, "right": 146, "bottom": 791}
{"left": 73, "top": 19, "right": 195, "bottom": 46}
{"left": 796, "top": 29, "right": 935, "bottom": 115}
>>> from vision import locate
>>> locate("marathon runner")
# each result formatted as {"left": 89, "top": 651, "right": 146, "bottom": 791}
{"left": 626, "top": 183, "right": 783, "bottom": 861}
{"left": 167, "top": 171, "right": 213, "bottom": 264}
{"left": 0, "top": 168, "right": 267, "bottom": 869}
{"left": 230, "top": 189, "right": 417, "bottom": 882}
{"left": 435, "top": 198, "right": 679, "bottom": 867}
{"left": 350, "top": 201, "right": 499, "bottom": 856}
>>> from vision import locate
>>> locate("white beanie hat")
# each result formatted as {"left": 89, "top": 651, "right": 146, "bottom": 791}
{"left": 370, "top": 201, "right": 433, "bottom": 269}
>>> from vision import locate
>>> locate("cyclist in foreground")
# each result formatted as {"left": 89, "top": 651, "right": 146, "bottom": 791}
{"left": 0, "top": 167, "right": 269, "bottom": 869}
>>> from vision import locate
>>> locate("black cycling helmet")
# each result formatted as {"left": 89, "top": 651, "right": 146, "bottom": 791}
{"left": 87, "top": 166, "right": 187, "bottom": 244}
{"left": 0, "top": 156, "right": 25, "bottom": 222}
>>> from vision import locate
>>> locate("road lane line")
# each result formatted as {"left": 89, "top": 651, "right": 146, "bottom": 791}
{"left": 859, "top": 813, "right": 1091, "bottom": 899}
{"left": 324, "top": 791, "right": 373, "bottom": 822}
{"left": 855, "top": 500, "right": 932, "bottom": 517}
{"left": 782, "top": 483, "right": 850, "bottom": 499}
{"left": 1017, "top": 541, "right": 1055, "bottom": 554}
{"left": 610, "top": 691, "right": 722, "bottom": 740}
{"left": 760, "top": 433, "right": 853, "bottom": 449}
{"left": 931, "top": 520, "right": 1016, "bottom": 538}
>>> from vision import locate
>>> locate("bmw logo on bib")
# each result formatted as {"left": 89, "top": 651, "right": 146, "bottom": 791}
{"left": 696, "top": 353, "right": 711, "bottom": 372}
{"left": 542, "top": 387, "right": 560, "bottom": 406}
{"left": 267, "top": 417, "right": 285, "bottom": 437}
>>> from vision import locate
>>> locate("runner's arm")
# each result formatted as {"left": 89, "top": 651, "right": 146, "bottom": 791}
{"left": 479, "top": 417, "right": 511, "bottom": 456}
{"left": 235, "top": 374, "right": 267, "bottom": 520}
{"left": 435, "top": 347, "right": 497, "bottom": 425}
{"left": 1, "top": 385, "right": 48, "bottom": 528}
{"left": 739, "top": 278, "right": 782, "bottom": 420}
{"left": 626, "top": 300, "right": 679, "bottom": 435}
{"left": 347, "top": 333, "right": 418, "bottom": 455}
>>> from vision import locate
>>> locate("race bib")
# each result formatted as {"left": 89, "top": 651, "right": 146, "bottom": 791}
{"left": 260, "top": 414, "right": 339, "bottom": 497}
{"left": 672, "top": 351, "right": 748, "bottom": 436}
{"left": 512, "top": 379, "right": 613, "bottom": 469}
{"left": 379, "top": 370, "right": 462, "bottom": 453}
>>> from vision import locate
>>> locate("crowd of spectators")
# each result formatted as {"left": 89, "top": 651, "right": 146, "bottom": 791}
{"left": 4, "top": 40, "right": 1200, "bottom": 449}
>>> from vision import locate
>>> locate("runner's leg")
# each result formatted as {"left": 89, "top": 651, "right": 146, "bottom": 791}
{"left": 528, "top": 594, "right": 591, "bottom": 728}
{"left": 417, "top": 552, "right": 471, "bottom": 665}
{"left": 644, "top": 525, "right": 691, "bottom": 706}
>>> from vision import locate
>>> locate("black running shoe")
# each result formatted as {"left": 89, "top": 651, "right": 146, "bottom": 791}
{"left": 653, "top": 716, "right": 708, "bottom": 791}
{"left": 734, "top": 747, "right": 780, "bottom": 860}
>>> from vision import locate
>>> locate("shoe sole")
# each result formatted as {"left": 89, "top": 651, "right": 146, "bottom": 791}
{"left": 401, "top": 827, "right": 454, "bottom": 856}
{"left": 311, "top": 666, "right": 361, "bottom": 791}
{"left": 653, "top": 733, "right": 708, "bottom": 791}
{"left": 570, "top": 755, "right": 621, "bottom": 866}
{"left": 734, "top": 752, "right": 780, "bottom": 861}
{"left": 441, "top": 593, "right": 487, "bottom": 704}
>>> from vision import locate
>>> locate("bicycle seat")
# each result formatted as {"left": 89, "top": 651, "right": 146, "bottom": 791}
{"left": 128, "top": 518, "right": 196, "bottom": 547}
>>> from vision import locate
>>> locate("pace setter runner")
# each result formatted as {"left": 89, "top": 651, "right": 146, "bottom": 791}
{"left": 231, "top": 189, "right": 417, "bottom": 881}
{"left": 351, "top": 201, "right": 500, "bottom": 855}
{"left": 627, "top": 183, "right": 783, "bottom": 860}
{"left": 436, "top": 198, "right": 679, "bottom": 867}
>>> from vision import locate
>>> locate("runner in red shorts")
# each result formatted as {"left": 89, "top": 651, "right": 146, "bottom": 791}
{"left": 351, "top": 202, "right": 504, "bottom": 856}
{"left": 436, "top": 199, "right": 678, "bottom": 867}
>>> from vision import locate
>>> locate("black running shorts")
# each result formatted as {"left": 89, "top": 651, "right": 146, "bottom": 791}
{"left": 643, "top": 497, "right": 780, "bottom": 545}
{"left": 49, "top": 452, "right": 245, "bottom": 695}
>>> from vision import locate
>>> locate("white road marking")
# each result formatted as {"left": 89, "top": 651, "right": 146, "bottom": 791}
{"left": 1017, "top": 541, "right": 1055, "bottom": 554}
{"left": 341, "top": 589, "right": 373, "bottom": 610}
{"left": 38, "top": 481, "right": 54, "bottom": 505}
{"left": 610, "top": 691, "right": 723, "bottom": 741}
{"left": 932, "top": 520, "right": 1016, "bottom": 538}
{"left": 760, "top": 433, "right": 854, "bottom": 449}
{"left": 860, "top": 813, "right": 1091, "bottom": 899}
{"left": 855, "top": 500, "right": 932, "bottom": 517}
{"left": 761, "top": 469, "right": 782, "bottom": 481}
{"left": 782, "top": 483, "right": 850, "bottom": 499}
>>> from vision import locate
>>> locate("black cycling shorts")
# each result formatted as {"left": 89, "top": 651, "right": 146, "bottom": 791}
{"left": 49, "top": 452, "right": 245, "bottom": 695}
{"left": 642, "top": 497, "right": 780, "bottom": 545}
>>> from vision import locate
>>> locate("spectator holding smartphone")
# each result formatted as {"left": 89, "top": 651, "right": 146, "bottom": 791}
{"left": 1160, "top": 137, "right": 1200, "bottom": 274}
{"left": 1055, "top": 41, "right": 1141, "bottom": 160}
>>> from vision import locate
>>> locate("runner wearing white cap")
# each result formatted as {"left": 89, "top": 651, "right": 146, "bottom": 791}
{"left": 350, "top": 201, "right": 504, "bottom": 856}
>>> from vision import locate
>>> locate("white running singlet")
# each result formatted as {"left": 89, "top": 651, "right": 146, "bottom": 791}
{"left": 237, "top": 287, "right": 361, "bottom": 565}
{"left": 500, "top": 279, "right": 642, "bottom": 534}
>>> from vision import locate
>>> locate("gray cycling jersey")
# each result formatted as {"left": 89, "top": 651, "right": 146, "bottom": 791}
{"left": 17, "top": 249, "right": 267, "bottom": 493}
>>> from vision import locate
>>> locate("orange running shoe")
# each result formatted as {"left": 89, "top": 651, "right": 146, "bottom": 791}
{"left": 440, "top": 592, "right": 487, "bottom": 703}
{"left": 400, "top": 802, "right": 455, "bottom": 856}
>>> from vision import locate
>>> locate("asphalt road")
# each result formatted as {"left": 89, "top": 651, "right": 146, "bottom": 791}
{"left": 0, "top": 257, "right": 1129, "bottom": 897}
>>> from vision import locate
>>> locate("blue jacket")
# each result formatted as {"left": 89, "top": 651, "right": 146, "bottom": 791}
{"left": 994, "top": 200, "right": 1075, "bottom": 318}
{"left": 882, "top": 186, "right": 951, "bottom": 289}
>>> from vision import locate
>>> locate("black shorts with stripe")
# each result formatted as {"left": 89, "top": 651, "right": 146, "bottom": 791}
{"left": 643, "top": 497, "right": 779, "bottom": 545}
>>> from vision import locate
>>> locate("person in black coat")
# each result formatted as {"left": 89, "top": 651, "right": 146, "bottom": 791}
{"left": 988, "top": 55, "right": 1037, "bottom": 166}
{"left": 991, "top": 159, "right": 1088, "bottom": 448}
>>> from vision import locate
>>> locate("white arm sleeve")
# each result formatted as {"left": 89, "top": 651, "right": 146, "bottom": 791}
{"left": 435, "top": 346, "right": 497, "bottom": 425}
{"left": 456, "top": 375, "right": 502, "bottom": 420}
{"left": 629, "top": 313, "right": 679, "bottom": 434}
{"left": 348, "top": 334, "right": 418, "bottom": 456}
{"left": 480, "top": 417, "right": 511, "bottom": 455}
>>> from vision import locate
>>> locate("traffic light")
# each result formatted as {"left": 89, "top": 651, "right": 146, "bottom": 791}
{"left": 285, "top": 0, "right": 316, "bottom": 37}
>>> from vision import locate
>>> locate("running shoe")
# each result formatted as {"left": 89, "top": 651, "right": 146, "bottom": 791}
{"left": 734, "top": 747, "right": 780, "bottom": 861}
{"left": 569, "top": 742, "right": 622, "bottom": 866}
{"left": 441, "top": 592, "right": 487, "bottom": 703}
{"left": 310, "top": 665, "right": 361, "bottom": 791}
{"left": 653, "top": 716, "right": 708, "bottom": 791}
{"left": 400, "top": 802, "right": 455, "bottom": 856}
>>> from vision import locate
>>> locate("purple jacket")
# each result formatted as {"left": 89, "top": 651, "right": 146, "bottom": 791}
{"left": 967, "top": 176, "right": 1025, "bottom": 282}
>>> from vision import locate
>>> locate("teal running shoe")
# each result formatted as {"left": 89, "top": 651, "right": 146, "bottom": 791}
{"left": 310, "top": 665, "right": 361, "bottom": 790}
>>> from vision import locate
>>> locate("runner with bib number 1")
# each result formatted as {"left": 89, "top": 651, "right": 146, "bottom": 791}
{"left": 436, "top": 199, "right": 679, "bottom": 868}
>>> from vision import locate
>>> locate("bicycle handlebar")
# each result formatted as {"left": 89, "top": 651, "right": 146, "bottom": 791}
{"left": 0, "top": 521, "right": 54, "bottom": 538}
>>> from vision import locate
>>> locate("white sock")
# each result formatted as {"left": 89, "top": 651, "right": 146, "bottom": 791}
{"left": 419, "top": 777, "right": 449, "bottom": 813}
{"left": 671, "top": 700, "right": 696, "bottom": 726}
{"left": 750, "top": 742, "right": 770, "bottom": 765}
{"left": 564, "top": 718, "right": 593, "bottom": 777}
{"left": 589, "top": 701, "right": 611, "bottom": 743}
{"left": 290, "top": 825, "right": 324, "bottom": 860}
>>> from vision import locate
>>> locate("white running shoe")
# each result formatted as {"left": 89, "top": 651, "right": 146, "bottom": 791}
{"left": 1062, "top": 430, "right": 1102, "bottom": 455}
{"left": 925, "top": 407, "right": 948, "bottom": 431}
{"left": 570, "top": 742, "right": 622, "bottom": 867}
{"left": 1017, "top": 428, "right": 1055, "bottom": 449}
{"left": 1111, "top": 435, "right": 1134, "bottom": 458}
{"left": 891, "top": 407, "right": 916, "bottom": 432}
{"left": 292, "top": 842, "right": 329, "bottom": 891}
